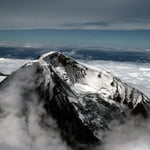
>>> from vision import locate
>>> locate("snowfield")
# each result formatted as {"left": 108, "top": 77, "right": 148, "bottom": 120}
{"left": 80, "top": 60, "right": 150, "bottom": 98}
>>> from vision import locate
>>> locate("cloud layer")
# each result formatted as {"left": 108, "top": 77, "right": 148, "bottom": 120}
{"left": 0, "top": 0, "right": 150, "bottom": 30}
{"left": 0, "top": 60, "right": 70, "bottom": 150}
{"left": 101, "top": 117, "right": 150, "bottom": 150}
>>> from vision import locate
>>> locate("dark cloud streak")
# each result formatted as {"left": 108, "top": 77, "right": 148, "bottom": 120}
{"left": 0, "top": 0, "right": 150, "bottom": 30}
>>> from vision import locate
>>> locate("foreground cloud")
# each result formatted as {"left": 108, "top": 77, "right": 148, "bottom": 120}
{"left": 0, "top": 61, "right": 69, "bottom": 150}
{"left": 101, "top": 117, "right": 150, "bottom": 150}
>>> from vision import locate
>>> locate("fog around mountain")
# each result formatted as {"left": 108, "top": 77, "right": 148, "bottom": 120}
{"left": 0, "top": 50, "right": 149, "bottom": 150}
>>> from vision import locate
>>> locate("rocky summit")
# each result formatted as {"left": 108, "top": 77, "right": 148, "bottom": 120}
{"left": 0, "top": 52, "right": 149, "bottom": 150}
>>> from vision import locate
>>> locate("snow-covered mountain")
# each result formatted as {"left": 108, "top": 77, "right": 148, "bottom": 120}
{"left": 0, "top": 52, "right": 149, "bottom": 150}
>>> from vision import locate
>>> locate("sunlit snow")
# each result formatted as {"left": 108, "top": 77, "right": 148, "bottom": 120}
{"left": 80, "top": 60, "right": 150, "bottom": 97}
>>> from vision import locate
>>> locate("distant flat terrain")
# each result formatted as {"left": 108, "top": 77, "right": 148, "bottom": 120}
{"left": 0, "top": 47, "right": 150, "bottom": 63}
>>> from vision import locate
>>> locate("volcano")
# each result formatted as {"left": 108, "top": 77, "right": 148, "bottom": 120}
{"left": 0, "top": 52, "right": 149, "bottom": 150}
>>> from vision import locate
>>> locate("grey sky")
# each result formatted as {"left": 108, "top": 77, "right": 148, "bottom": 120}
{"left": 0, "top": 0, "right": 150, "bottom": 30}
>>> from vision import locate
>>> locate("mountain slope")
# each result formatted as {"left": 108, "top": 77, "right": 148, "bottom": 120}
{"left": 0, "top": 51, "right": 149, "bottom": 149}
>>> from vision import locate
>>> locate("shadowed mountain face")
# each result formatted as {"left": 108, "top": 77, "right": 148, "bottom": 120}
{"left": 0, "top": 52, "right": 149, "bottom": 149}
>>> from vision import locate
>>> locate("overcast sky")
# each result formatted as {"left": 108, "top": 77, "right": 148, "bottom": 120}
{"left": 0, "top": 0, "right": 150, "bottom": 30}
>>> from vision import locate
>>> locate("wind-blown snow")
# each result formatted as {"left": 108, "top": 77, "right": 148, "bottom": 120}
{"left": 40, "top": 51, "right": 56, "bottom": 60}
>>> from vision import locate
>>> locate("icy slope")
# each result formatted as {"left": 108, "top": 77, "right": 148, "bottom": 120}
{"left": 0, "top": 51, "right": 149, "bottom": 150}
{"left": 42, "top": 52, "right": 150, "bottom": 114}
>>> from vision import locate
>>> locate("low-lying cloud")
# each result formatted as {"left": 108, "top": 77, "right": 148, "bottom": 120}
{"left": 101, "top": 117, "right": 150, "bottom": 150}
{"left": 0, "top": 62, "right": 70, "bottom": 150}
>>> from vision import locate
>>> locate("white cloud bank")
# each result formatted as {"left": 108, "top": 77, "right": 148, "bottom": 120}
{"left": 100, "top": 117, "right": 150, "bottom": 150}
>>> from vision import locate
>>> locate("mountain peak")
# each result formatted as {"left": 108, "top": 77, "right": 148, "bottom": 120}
{"left": 0, "top": 51, "right": 149, "bottom": 149}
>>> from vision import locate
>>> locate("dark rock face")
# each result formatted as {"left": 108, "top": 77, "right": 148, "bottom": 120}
{"left": 0, "top": 52, "right": 149, "bottom": 149}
